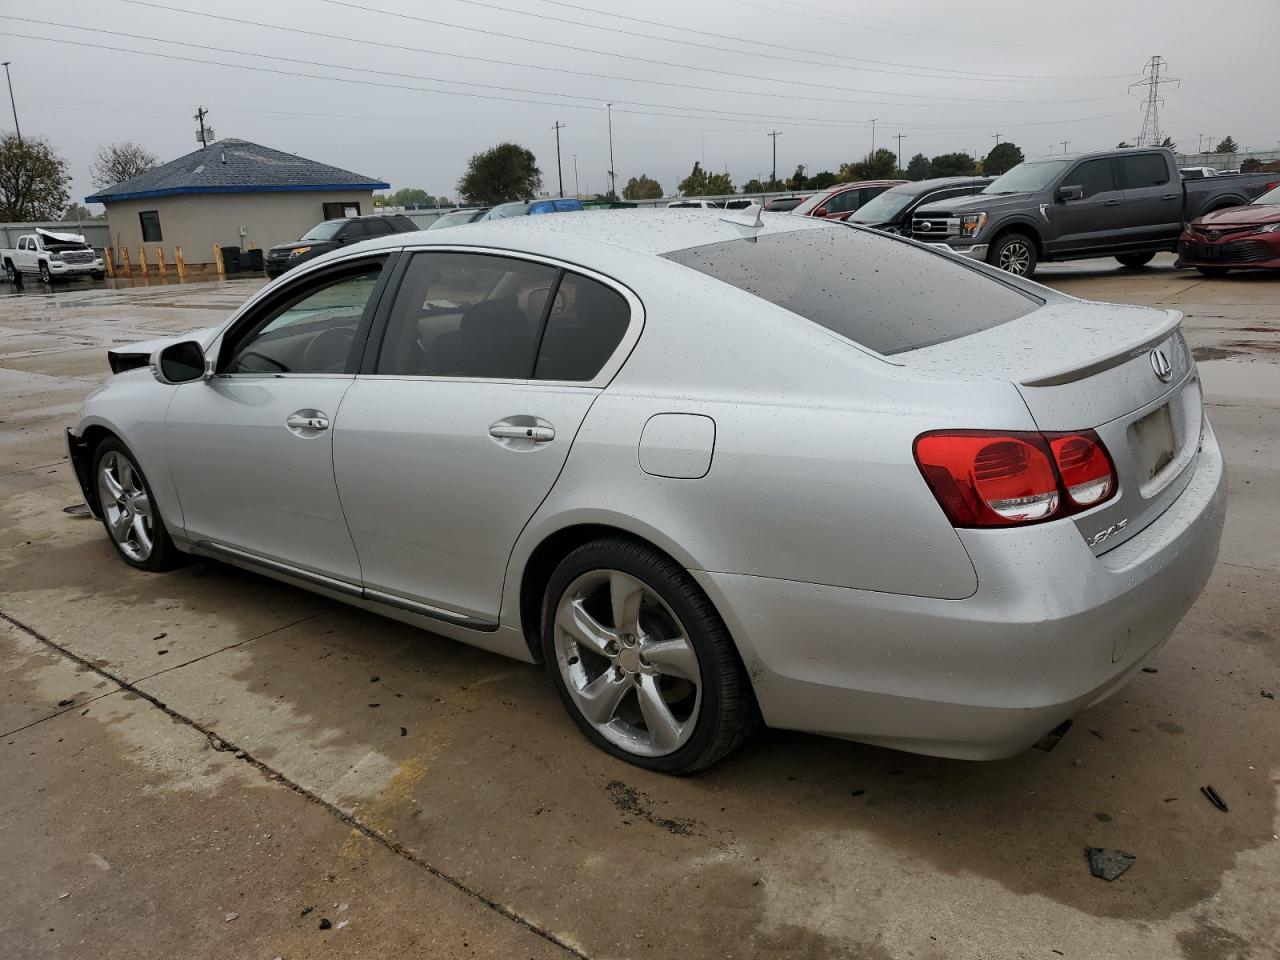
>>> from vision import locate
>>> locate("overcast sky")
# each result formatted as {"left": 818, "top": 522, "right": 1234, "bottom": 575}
{"left": 3, "top": 0, "right": 1277, "bottom": 206}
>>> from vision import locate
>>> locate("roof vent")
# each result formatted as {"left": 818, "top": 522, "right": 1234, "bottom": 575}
{"left": 220, "top": 152, "right": 226, "bottom": 164}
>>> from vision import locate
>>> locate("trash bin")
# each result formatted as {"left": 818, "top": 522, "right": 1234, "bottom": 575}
{"left": 221, "top": 246, "right": 242, "bottom": 274}
{"left": 245, "top": 248, "right": 264, "bottom": 272}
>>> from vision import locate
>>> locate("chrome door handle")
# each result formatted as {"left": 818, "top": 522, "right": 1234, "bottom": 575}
{"left": 1102, "top": 199, "right": 1121, "bottom": 207}
{"left": 489, "top": 423, "right": 554, "bottom": 442}
{"left": 286, "top": 412, "right": 329, "bottom": 432}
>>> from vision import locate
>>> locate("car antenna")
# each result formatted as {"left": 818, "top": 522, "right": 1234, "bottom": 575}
{"left": 720, "top": 202, "right": 764, "bottom": 229}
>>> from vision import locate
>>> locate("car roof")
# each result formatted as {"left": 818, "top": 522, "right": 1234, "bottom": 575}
{"left": 332, "top": 208, "right": 833, "bottom": 260}
{"left": 888, "top": 176, "right": 993, "bottom": 196}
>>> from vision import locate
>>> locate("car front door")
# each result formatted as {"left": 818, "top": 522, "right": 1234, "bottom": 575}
{"left": 1115, "top": 152, "right": 1180, "bottom": 245}
{"left": 1049, "top": 157, "right": 1128, "bottom": 254}
{"left": 165, "top": 255, "right": 393, "bottom": 584}
{"left": 332, "top": 250, "right": 638, "bottom": 625}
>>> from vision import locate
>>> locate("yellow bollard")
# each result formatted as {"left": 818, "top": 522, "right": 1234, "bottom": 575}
{"left": 175, "top": 247, "right": 186, "bottom": 281}
{"left": 104, "top": 247, "right": 114, "bottom": 279}
{"left": 213, "top": 243, "right": 225, "bottom": 277}
{"left": 121, "top": 247, "right": 133, "bottom": 278}
{"left": 156, "top": 248, "right": 167, "bottom": 281}
{"left": 138, "top": 247, "right": 149, "bottom": 278}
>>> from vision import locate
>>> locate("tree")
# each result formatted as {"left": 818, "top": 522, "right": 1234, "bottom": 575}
{"left": 706, "top": 171, "right": 735, "bottom": 195}
{"left": 930, "top": 152, "right": 977, "bottom": 177}
{"left": 905, "top": 153, "right": 932, "bottom": 181}
{"left": 787, "top": 164, "right": 807, "bottom": 190}
{"left": 622, "top": 174, "right": 663, "bottom": 200}
{"left": 457, "top": 142, "right": 541, "bottom": 204}
{"left": 808, "top": 170, "right": 838, "bottom": 189}
{"left": 838, "top": 148, "right": 898, "bottom": 182}
{"left": 678, "top": 161, "right": 709, "bottom": 196}
{"left": 1160, "top": 135, "right": 1176, "bottom": 150}
{"left": 0, "top": 134, "right": 71, "bottom": 221}
{"left": 388, "top": 187, "right": 436, "bottom": 208}
{"left": 1215, "top": 136, "right": 1238, "bottom": 154}
{"left": 742, "top": 178, "right": 766, "bottom": 194}
{"left": 983, "top": 142, "right": 1024, "bottom": 176}
{"left": 61, "top": 202, "right": 102, "bottom": 221}
{"left": 90, "top": 141, "right": 158, "bottom": 190}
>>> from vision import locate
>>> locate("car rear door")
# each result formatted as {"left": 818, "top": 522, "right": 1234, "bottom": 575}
{"left": 165, "top": 255, "right": 394, "bottom": 585}
{"left": 1115, "top": 152, "right": 1181, "bottom": 245}
{"left": 332, "top": 249, "right": 639, "bottom": 626}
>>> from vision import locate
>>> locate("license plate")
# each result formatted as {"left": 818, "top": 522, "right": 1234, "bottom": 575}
{"left": 1131, "top": 403, "right": 1176, "bottom": 481}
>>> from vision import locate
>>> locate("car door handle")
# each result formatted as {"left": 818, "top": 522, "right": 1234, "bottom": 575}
{"left": 1102, "top": 199, "right": 1122, "bottom": 207}
{"left": 1161, "top": 194, "right": 1178, "bottom": 200}
{"left": 286, "top": 412, "right": 329, "bottom": 432}
{"left": 489, "top": 422, "right": 554, "bottom": 442}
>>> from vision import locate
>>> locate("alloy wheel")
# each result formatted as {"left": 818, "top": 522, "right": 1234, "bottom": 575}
{"left": 553, "top": 569, "right": 702, "bottom": 757}
{"left": 97, "top": 451, "right": 155, "bottom": 562}
{"left": 998, "top": 241, "right": 1032, "bottom": 276}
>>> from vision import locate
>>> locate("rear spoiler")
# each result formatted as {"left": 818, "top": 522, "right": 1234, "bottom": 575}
{"left": 1020, "top": 309, "right": 1183, "bottom": 387}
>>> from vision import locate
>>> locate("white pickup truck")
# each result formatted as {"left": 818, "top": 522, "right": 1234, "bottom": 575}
{"left": 2, "top": 229, "right": 106, "bottom": 284}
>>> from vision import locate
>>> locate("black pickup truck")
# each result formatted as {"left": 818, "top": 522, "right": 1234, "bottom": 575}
{"left": 911, "top": 147, "right": 1276, "bottom": 277}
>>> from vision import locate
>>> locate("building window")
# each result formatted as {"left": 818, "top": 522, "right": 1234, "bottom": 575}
{"left": 139, "top": 210, "right": 163, "bottom": 243}
{"left": 323, "top": 201, "right": 360, "bottom": 220}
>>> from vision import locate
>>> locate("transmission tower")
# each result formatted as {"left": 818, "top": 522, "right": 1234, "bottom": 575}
{"left": 1130, "top": 56, "right": 1179, "bottom": 147}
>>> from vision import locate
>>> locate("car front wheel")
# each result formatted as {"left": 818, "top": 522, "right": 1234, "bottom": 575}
{"left": 39, "top": 262, "right": 53, "bottom": 283}
{"left": 988, "top": 232, "right": 1038, "bottom": 278}
{"left": 541, "top": 538, "right": 757, "bottom": 774}
{"left": 93, "top": 438, "right": 180, "bottom": 571}
{"left": 1116, "top": 252, "right": 1155, "bottom": 268}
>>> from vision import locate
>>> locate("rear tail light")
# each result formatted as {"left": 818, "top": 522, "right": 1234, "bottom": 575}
{"left": 914, "top": 429, "right": 1116, "bottom": 528}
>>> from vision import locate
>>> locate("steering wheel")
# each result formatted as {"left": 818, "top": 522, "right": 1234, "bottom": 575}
{"left": 302, "top": 327, "right": 356, "bottom": 372}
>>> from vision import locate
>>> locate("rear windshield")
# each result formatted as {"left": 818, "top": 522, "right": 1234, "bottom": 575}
{"left": 662, "top": 226, "right": 1041, "bottom": 355}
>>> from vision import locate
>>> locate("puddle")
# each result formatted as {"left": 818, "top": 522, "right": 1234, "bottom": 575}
{"left": 1197, "top": 359, "right": 1280, "bottom": 403}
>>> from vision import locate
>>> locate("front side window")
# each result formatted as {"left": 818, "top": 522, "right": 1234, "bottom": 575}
{"left": 377, "top": 252, "right": 558, "bottom": 379}
{"left": 664, "top": 226, "right": 1040, "bottom": 355}
{"left": 220, "top": 262, "right": 385, "bottom": 375}
{"left": 1118, "top": 153, "right": 1170, "bottom": 188}
{"left": 139, "top": 211, "right": 162, "bottom": 242}
{"left": 1066, "top": 159, "right": 1117, "bottom": 198}
{"left": 825, "top": 188, "right": 863, "bottom": 214}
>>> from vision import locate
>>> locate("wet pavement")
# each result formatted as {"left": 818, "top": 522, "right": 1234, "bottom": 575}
{"left": 2, "top": 256, "right": 1278, "bottom": 959}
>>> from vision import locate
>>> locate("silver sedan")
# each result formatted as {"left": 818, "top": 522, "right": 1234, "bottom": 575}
{"left": 67, "top": 210, "right": 1225, "bottom": 773}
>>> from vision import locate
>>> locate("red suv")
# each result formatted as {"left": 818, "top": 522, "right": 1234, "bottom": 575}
{"left": 792, "top": 180, "right": 905, "bottom": 221}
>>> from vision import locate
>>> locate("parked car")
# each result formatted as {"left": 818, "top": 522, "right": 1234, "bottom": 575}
{"left": 911, "top": 148, "right": 1276, "bottom": 277}
{"left": 427, "top": 208, "right": 490, "bottom": 230}
{"left": 763, "top": 195, "right": 810, "bottom": 212}
{"left": 791, "top": 180, "right": 903, "bottom": 220}
{"left": 667, "top": 199, "right": 721, "bottom": 209}
{"left": 2, "top": 229, "right": 105, "bottom": 284}
{"left": 1177, "top": 181, "right": 1280, "bottom": 276}
{"left": 264, "top": 214, "right": 417, "bottom": 277}
{"left": 69, "top": 212, "right": 1224, "bottom": 773}
{"left": 847, "top": 177, "right": 993, "bottom": 234}
{"left": 479, "top": 199, "right": 585, "bottom": 221}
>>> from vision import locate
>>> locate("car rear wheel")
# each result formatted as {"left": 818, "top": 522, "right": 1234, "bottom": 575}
{"left": 3, "top": 259, "right": 18, "bottom": 284}
{"left": 988, "top": 232, "right": 1038, "bottom": 278}
{"left": 1196, "top": 266, "right": 1230, "bottom": 278}
{"left": 1116, "top": 252, "right": 1155, "bottom": 268}
{"left": 541, "top": 538, "right": 757, "bottom": 774}
{"left": 93, "top": 438, "right": 180, "bottom": 571}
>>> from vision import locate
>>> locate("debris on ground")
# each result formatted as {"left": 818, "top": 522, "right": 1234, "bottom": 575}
{"left": 1263, "top": 690, "right": 1275, "bottom": 699}
{"left": 1201, "top": 785, "right": 1229, "bottom": 812}
{"left": 1085, "top": 847, "right": 1136, "bottom": 881}
{"left": 62, "top": 503, "right": 91, "bottom": 517}
{"left": 370, "top": 676, "right": 380, "bottom": 682}
{"left": 1142, "top": 666, "right": 1159, "bottom": 673}
{"left": 319, "top": 917, "right": 332, "bottom": 930}
{"left": 153, "top": 632, "right": 167, "bottom": 641}
{"left": 207, "top": 732, "right": 230, "bottom": 752}
{"left": 300, "top": 905, "right": 314, "bottom": 917}
{"left": 57, "top": 698, "right": 74, "bottom": 707}
{"left": 224, "top": 912, "right": 238, "bottom": 922}
{"left": 400, "top": 726, "right": 407, "bottom": 737}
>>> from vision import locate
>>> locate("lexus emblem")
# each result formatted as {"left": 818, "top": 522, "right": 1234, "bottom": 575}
{"left": 1150, "top": 348, "right": 1173, "bottom": 383}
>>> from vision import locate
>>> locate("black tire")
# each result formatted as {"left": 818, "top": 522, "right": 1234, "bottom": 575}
{"left": 91, "top": 437, "right": 181, "bottom": 572}
{"left": 1116, "top": 252, "right": 1156, "bottom": 268}
{"left": 540, "top": 537, "right": 758, "bottom": 774}
{"left": 1197, "top": 266, "right": 1229, "bottom": 278}
{"left": 91, "top": 271, "right": 105, "bottom": 282}
{"left": 987, "top": 231, "right": 1038, "bottom": 278}
{"left": 39, "top": 261, "right": 53, "bottom": 284}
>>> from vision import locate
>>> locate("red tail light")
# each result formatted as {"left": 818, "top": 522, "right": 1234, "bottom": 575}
{"left": 914, "top": 429, "right": 1116, "bottom": 528}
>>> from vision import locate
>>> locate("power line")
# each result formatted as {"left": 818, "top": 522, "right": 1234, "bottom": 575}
{"left": 1130, "top": 55, "right": 1179, "bottom": 147}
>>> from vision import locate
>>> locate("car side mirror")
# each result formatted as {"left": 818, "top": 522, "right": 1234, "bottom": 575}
{"left": 813, "top": 206, "right": 829, "bottom": 217}
{"left": 1056, "top": 184, "right": 1084, "bottom": 202}
{"left": 152, "top": 341, "right": 208, "bottom": 385}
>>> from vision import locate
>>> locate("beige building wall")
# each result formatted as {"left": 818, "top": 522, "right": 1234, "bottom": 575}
{"left": 103, "top": 190, "right": 375, "bottom": 266}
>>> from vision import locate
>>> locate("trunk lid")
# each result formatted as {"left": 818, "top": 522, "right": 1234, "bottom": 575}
{"left": 900, "top": 298, "right": 1203, "bottom": 555}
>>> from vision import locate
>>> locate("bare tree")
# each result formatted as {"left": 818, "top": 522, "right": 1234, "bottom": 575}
{"left": 90, "top": 142, "right": 159, "bottom": 190}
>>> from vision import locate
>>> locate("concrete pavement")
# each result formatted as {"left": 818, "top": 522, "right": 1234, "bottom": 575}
{"left": 1, "top": 258, "right": 1277, "bottom": 959}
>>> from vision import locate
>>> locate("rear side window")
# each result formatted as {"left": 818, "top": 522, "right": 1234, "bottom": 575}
{"left": 534, "top": 273, "right": 630, "bottom": 381}
{"left": 663, "top": 226, "right": 1040, "bottom": 355}
{"left": 1118, "top": 153, "right": 1171, "bottom": 188}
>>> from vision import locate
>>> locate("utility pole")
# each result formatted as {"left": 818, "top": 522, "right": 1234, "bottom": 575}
{"left": 1060, "top": 139, "right": 1070, "bottom": 155}
{"left": 870, "top": 118, "right": 878, "bottom": 156}
{"left": 194, "top": 106, "right": 211, "bottom": 147}
{"left": 572, "top": 153, "right": 579, "bottom": 198}
{"left": 605, "top": 103, "right": 616, "bottom": 199}
{"left": 767, "top": 130, "right": 782, "bottom": 187}
{"left": 1130, "top": 55, "right": 1179, "bottom": 147}
{"left": 894, "top": 133, "right": 906, "bottom": 175}
{"left": 992, "top": 132, "right": 1001, "bottom": 149}
{"left": 551, "top": 121, "right": 565, "bottom": 198}
{"left": 1, "top": 62, "right": 20, "bottom": 142}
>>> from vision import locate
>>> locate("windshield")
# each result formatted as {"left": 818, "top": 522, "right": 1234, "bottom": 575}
{"left": 848, "top": 189, "right": 915, "bottom": 223}
{"left": 427, "top": 211, "right": 475, "bottom": 229}
{"left": 485, "top": 202, "right": 531, "bottom": 220}
{"left": 663, "top": 225, "right": 1039, "bottom": 355}
{"left": 983, "top": 159, "right": 1071, "bottom": 194}
{"left": 300, "top": 220, "right": 344, "bottom": 241}
{"left": 1255, "top": 184, "right": 1280, "bottom": 206}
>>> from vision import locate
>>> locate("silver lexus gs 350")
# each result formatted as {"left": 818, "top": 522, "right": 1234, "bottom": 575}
{"left": 67, "top": 210, "right": 1225, "bottom": 773}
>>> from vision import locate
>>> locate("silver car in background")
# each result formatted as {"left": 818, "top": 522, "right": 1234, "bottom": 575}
{"left": 67, "top": 211, "right": 1225, "bottom": 773}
